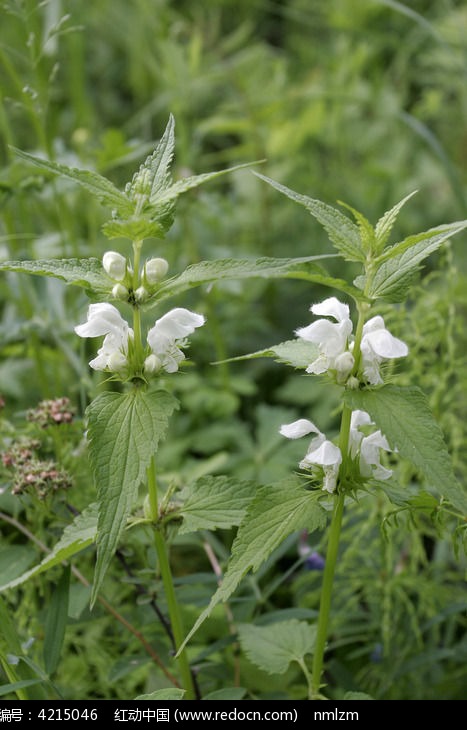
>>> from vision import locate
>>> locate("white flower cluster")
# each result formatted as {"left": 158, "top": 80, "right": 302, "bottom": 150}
{"left": 75, "top": 303, "right": 205, "bottom": 375}
{"left": 297, "top": 297, "right": 408, "bottom": 384}
{"left": 280, "top": 410, "right": 392, "bottom": 493}
{"left": 102, "top": 251, "right": 170, "bottom": 303}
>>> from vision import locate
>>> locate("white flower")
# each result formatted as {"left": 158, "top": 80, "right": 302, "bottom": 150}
{"left": 280, "top": 418, "right": 342, "bottom": 493}
{"left": 146, "top": 308, "right": 205, "bottom": 373}
{"left": 144, "top": 257, "right": 169, "bottom": 284}
{"left": 350, "top": 410, "right": 392, "bottom": 480}
{"left": 360, "top": 316, "right": 408, "bottom": 385}
{"left": 102, "top": 251, "right": 127, "bottom": 281}
{"left": 296, "top": 297, "right": 353, "bottom": 375}
{"left": 74, "top": 303, "right": 132, "bottom": 372}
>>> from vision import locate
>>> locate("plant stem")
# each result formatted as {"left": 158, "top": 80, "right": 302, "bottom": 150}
{"left": 311, "top": 491, "right": 345, "bottom": 699}
{"left": 147, "top": 457, "right": 197, "bottom": 700}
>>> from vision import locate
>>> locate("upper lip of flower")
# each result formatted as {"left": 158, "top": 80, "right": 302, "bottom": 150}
{"left": 74, "top": 303, "right": 130, "bottom": 341}
{"left": 146, "top": 308, "right": 205, "bottom": 373}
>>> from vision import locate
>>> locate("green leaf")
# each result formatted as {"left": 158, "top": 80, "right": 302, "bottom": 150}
{"left": 0, "top": 258, "right": 112, "bottom": 298}
{"left": 344, "top": 385, "right": 467, "bottom": 514}
{"left": 0, "top": 547, "right": 36, "bottom": 585}
{"left": 254, "top": 172, "right": 365, "bottom": 262}
{"left": 219, "top": 339, "right": 318, "bottom": 370}
{"left": 238, "top": 620, "right": 316, "bottom": 675}
{"left": 368, "top": 221, "right": 467, "bottom": 301}
{"left": 135, "top": 688, "right": 186, "bottom": 700}
{"left": 344, "top": 691, "right": 374, "bottom": 700}
{"left": 179, "top": 478, "right": 326, "bottom": 651}
{"left": 126, "top": 114, "right": 175, "bottom": 205}
{"left": 0, "top": 504, "right": 98, "bottom": 592}
{"left": 0, "top": 679, "right": 44, "bottom": 698}
{"left": 43, "top": 566, "right": 70, "bottom": 676}
{"left": 148, "top": 255, "right": 362, "bottom": 307}
{"left": 368, "top": 221, "right": 467, "bottom": 302}
{"left": 102, "top": 217, "right": 168, "bottom": 241}
{"left": 338, "top": 201, "right": 375, "bottom": 254}
{"left": 87, "top": 389, "right": 179, "bottom": 606}
{"left": 203, "top": 688, "right": 247, "bottom": 700}
{"left": 178, "top": 476, "right": 257, "bottom": 534}
{"left": 374, "top": 191, "right": 418, "bottom": 251}
{"left": 12, "top": 148, "right": 132, "bottom": 216}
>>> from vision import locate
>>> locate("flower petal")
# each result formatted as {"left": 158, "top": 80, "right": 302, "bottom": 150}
{"left": 302, "top": 439, "right": 342, "bottom": 468}
{"left": 280, "top": 419, "right": 322, "bottom": 440}
{"left": 148, "top": 308, "right": 205, "bottom": 347}
{"left": 75, "top": 303, "right": 128, "bottom": 338}
{"left": 362, "top": 316, "right": 408, "bottom": 359}
{"left": 360, "top": 431, "right": 392, "bottom": 479}
{"left": 147, "top": 308, "right": 205, "bottom": 373}
{"left": 311, "top": 297, "right": 350, "bottom": 323}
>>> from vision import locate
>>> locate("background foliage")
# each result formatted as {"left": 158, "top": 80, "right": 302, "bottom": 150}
{"left": 0, "top": 0, "right": 466, "bottom": 700}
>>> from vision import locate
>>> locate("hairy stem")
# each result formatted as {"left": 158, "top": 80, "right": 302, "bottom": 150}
{"left": 147, "top": 458, "right": 197, "bottom": 700}
{"left": 311, "top": 491, "right": 345, "bottom": 698}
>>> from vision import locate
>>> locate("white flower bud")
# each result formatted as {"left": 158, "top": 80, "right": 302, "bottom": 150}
{"left": 144, "top": 257, "right": 169, "bottom": 284}
{"left": 135, "top": 286, "right": 148, "bottom": 303}
{"left": 112, "top": 283, "right": 129, "bottom": 300}
{"left": 103, "top": 251, "right": 127, "bottom": 281}
{"left": 335, "top": 351, "right": 355, "bottom": 383}
{"left": 144, "top": 354, "right": 162, "bottom": 374}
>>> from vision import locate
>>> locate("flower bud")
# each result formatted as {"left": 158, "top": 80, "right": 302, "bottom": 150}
{"left": 112, "top": 283, "right": 129, "bottom": 300}
{"left": 144, "top": 257, "right": 169, "bottom": 284}
{"left": 134, "top": 286, "right": 148, "bottom": 303}
{"left": 103, "top": 251, "right": 127, "bottom": 281}
{"left": 144, "top": 354, "right": 162, "bottom": 374}
{"left": 335, "top": 351, "right": 355, "bottom": 383}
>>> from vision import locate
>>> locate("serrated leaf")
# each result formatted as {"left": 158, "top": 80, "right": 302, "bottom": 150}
{"left": 148, "top": 255, "right": 362, "bottom": 307}
{"left": 368, "top": 222, "right": 467, "bottom": 301}
{"left": 338, "top": 201, "right": 375, "bottom": 254}
{"left": 238, "top": 620, "right": 315, "bottom": 675}
{"left": 378, "top": 221, "right": 467, "bottom": 264}
{"left": 0, "top": 504, "right": 98, "bottom": 592}
{"left": 219, "top": 339, "right": 318, "bottom": 369}
{"left": 374, "top": 191, "right": 418, "bottom": 251}
{"left": 0, "top": 258, "right": 112, "bottom": 297}
{"left": 12, "top": 148, "right": 132, "bottom": 216}
{"left": 127, "top": 114, "right": 175, "bottom": 205}
{"left": 87, "top": 389, "right": 179, "bottom": 606}
{"left": 344, "top": 385, "right": 467, "bottom": 514}
{"left": 102, "top": 217, "right": 168, "bottom": 241}
{"left": 178, "top": 476, "right": 256, "bottom": 534}
{"left": 135, "top": 688, "right": 186, "bottom": 700}
{"left": 254, "top": 173, "right": 365, "bottom": 262}
{"left": 178, "top": 478, "right": 326, "bottom": 652}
